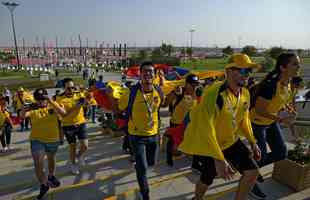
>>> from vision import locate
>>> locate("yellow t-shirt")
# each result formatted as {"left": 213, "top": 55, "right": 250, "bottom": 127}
{"left": 29, "top": 107, "right": 60, "bottom": 142}
{"left": 118, "top": 87, "right": 161, "bottom": 136}
{"left": 250, "top": 81, "right": 292, "bottom": 125}
{"left": 179, "top": 82, "right": 256, "bottom": 161}
{"left": 56, "top": 92, "right": 86, "bottom": 126}
{"left": 0, "top": 110, "right": 10, "bottom": 127}
{"left": 170, "top": 95, "right": 197, "bottom": 125}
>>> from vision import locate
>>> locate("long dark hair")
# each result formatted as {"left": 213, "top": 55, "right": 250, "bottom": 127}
{"left": 250, "top": 53, "right": 297, "bottom": 108}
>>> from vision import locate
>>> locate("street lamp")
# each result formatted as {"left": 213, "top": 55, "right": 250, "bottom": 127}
{"left": 2, "top": 1, "right": 20, "bottom": 69}
{"left": 189, "top": 28, "right": 195, "bottom": 58}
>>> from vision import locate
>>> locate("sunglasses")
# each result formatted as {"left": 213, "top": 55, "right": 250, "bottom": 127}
{"left": 66, "top": 87, "right": 76, "bottom": 90}
{"left": 238, "top": 68, "right": 252, "bottom": 77}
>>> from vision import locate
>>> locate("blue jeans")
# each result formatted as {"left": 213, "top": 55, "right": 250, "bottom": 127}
{"left": 252, "top": 122, "right": 287, "bottom": 167}
{"left": 129, "top": 135, "right": 159, "bottom": 200}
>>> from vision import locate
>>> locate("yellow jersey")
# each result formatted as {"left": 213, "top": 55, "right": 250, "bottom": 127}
{"left": 179, "top": 81, "right": 256, "bottom": 161}
{"left": 29, "top": 107, "right": 60, "bottom": 143}
{"left": 0, "top": 110, "right": 10, "bottom": 127}
{"left": 250, "top": 81, "right": 292, "bottom": 125}
{"left": 56, "top": 92, "right": 86, "bottom": 126}
{"left": 118, "top": 87, "right": 161, "bottom": 136}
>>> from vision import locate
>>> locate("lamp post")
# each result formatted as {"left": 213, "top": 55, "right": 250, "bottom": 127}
{"left": 189, "top": 28, "right": 195, "bottom": 58}
{"left": 2, "top": 1, "right": 20, "bottom": 69}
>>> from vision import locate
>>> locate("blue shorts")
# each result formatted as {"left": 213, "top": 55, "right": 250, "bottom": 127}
{"left": 62, "top": 123, "right": 87, "bottom": 144}
{"left": 30, "top": 140, "right": 59, "bottom": 154}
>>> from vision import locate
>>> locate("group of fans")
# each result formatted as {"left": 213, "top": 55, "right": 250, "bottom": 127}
{"left": 0, "top": 52, "right": 305, "bottom": 200}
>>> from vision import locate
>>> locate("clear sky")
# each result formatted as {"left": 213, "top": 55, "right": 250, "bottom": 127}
{"left": 1, "top": 0, "right": 310, "bottom": 49}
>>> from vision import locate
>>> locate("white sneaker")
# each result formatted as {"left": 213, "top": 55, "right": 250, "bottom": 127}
{"left": 3, "top": 147, "right": 8, "bottom": 152}
{"left": 78, "top": 156, "right": 86, "bottom": 167}
{"left": 70, "top": 164, "right": 80, "bottom": 175}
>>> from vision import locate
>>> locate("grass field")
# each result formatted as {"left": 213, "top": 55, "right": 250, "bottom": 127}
{"left": 180, "top": 57, "right": 266, "bottom": 71}
{"left": 180, "top": 56, "right": 310, "bottom": 71}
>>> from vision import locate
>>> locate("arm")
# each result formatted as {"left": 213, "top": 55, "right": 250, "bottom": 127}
{"left": 47, "top": 98, "right": 67, "bottom": 118}
{"left": 161, "top": 92, "right": 176, "bottom": 108}
{"left": 254, "top": 96, "right": 279, "bottom": 121}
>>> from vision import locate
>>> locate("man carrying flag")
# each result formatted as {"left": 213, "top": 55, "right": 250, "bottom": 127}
{"left": 179, "top": 53, "right": 261, "bottom": 200}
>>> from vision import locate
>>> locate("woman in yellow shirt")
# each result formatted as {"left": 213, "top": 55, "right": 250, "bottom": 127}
{"left": 249, "top": 53, "right": 300, "bottom": 199}
{"left": 0, "top": 95, "right": 13, "bottom": 152}
{"left": 21, "top": 88, "right": 66, "bottom": 200}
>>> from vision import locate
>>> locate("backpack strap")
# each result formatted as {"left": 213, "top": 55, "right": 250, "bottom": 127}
{"left": 125, "top": 82, "right": 140, "bottom": 120}
{"left": 154, "top": 85, "right": 164, "bottom": 104}
{"left": 216, "top": 81, "right": 228, "bottom": 110}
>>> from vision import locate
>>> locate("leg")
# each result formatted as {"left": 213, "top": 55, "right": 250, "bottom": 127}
{"left": 224, "top": 140, "right": 260, "bottom": 200}
{"left": 5, "top": 124, "right": 12, "bottom": 147}
{"left": 265, "top": 123, "right": 288, "bottom": 165}
{"left": 46, "top": 145, "right": 61, "bottom": 188}
{"left": 30, "top": 141, "right": 48, "bottom": 184}
{"left": 129, "top": 135, "right": 149, "bottom": 200}
{"left": 194, "top": 156, "right": 216, "bottom": 200}
{"left": 78, "top": 139, "right": 88, "bottom": 158}
{"left": 235, "top": 169, "right": 258, "bottom": 200}
{"left": 166, "top": 136, "right": 174, "bottom": 166}
{"left": 252, "top": 123, "right": 268, "bottom": 167}
{"left": 0, "top": 132, "right": 6, "bottom": 149}
{"left": 146, "top": 135, "right": 158, "bottom": 167}
{"left": 77, "top": 124, "right": 88, "bottom": 159}
{"left": 91, "top": 105, "right": 96, "bottom": 123}
{"left": 25, "top": 117, "right": 30, "bottom": 130}
{"left": 46, "top": 153, "right": 56, "bottom": 176}
{"left": 63, "top": 127, "right": 77, "bottom": 164}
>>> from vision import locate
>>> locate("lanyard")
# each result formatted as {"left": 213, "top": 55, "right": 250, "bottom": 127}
{"left": 226, "top": 89, "right": 241, "bottom": 128}
{"left": 140, "top": 85, "right": 155, "bottom": 127}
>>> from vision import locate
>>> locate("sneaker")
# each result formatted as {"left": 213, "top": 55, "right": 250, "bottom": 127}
{"left": 70, "top": 163, "right": 80, "bottom": 175}
{"left": 3, "top": 147, "right": 8, "bottom": 152}
{"left": 36, "top": 184, "right": 49, "bottom": 200}
{"left": 257, "top": 174, "right": 264, "bottom": 183}
{"left": 48, "top": 175, "right": 61, "bottom": 188}
{"left": 78, "top": 156, "right": 86, "bottom": 167}
{"left": 249, "top": 184, "right": 267, "bottom": 200}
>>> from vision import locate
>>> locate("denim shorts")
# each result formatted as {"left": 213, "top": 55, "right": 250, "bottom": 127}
{"left": 30, "top": 140, "right": 59, "bottom": 154}
{"left": 62, "top": 123, "right": 87, "bottom": 144}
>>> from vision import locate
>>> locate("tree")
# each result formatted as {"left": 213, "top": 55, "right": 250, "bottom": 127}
{"left": 260, "top": 56, "right": 275, "bottom": 72}
{"left": 160, "top": 43, "right": 174, "bottom": 56}
{"left": 222, "top": 46, "right": 234, "bottom": 55}
{"left": 269, "top": 47, "right": 286, "bottom": 59}
{"left": 151, "top": 48, "right": 163, "bottom": 58}
{"left": 180, "top": 48, "right": 186, "bottom": 56}
{"left": 297, "top": 49, "right": 304, "bottom": 57}
{"left": 186, "top": 48, "right": 193, "bottom": 58}
{"left": 138, "top": 50, "right": 147, "bottom": 59}
{"left": 241, "top": 45, "right": 257, "bottom": 56}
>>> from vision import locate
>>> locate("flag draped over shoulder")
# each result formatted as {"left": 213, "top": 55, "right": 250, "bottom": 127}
{"left": 178, "top": 81, "right": 226, "bottom": 161}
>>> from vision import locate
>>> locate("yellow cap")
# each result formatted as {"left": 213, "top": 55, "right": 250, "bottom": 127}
{"left": 18, "top": 87, "right": 24, "bottom": 92}
{"left": 225, "top": 53, "right": 260, "bottom": 69}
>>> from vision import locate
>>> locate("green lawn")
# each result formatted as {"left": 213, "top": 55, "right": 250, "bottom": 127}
{"left": 180, "top": 57, "right": 265, "bottom": 71}
{"left": 302, "top": 57, "right": 310, "bottom": 65}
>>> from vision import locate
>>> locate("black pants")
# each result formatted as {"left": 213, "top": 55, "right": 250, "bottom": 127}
{"left": 0, "top": 123, "right": 12, "bottom": 148}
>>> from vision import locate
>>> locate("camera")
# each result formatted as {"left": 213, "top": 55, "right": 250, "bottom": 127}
{"left": 23, "top": 102, "right": 39, "bottom": 111}
{"left": 195, "top": 87, "right": 203, "bottom": 97}
{"left": 77, "top": 97, "right": 86, "bottom": 105}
